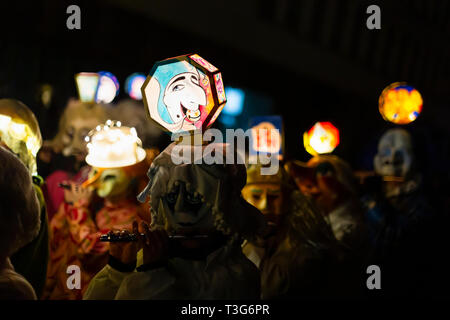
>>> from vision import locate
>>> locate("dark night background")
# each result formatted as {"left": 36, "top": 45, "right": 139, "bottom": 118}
{"left": 0, "top": 0, "right": 449, "bottom": 195}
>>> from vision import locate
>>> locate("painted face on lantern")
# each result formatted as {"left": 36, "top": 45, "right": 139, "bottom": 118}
{"left": 374, "top": 129, "right": 413, "bottom": 178}
{"left": 88, "top": 167, "right": 132, "bottom": 198}
{"left": 163, "top": 71, "right": 206, "bottom": 124}
{"left": 162, "top": 181, "right": 214, "bottom": 234}
{"left": 242, "top": 183, "right": 283, "bottom": 226}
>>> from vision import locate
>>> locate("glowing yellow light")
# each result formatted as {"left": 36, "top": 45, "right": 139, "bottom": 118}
{"left": 303, "top": 122, "right": 340, "bottom": 156}
{"left": 0, "top": 115, "right": 11, "bottom": 131}
{"left": 26, "top": 136, "right": 40, "bottom": 157}
{"left": 9, "top": 122, "right": 27, "bottom": 140}
{"left": 85, "top": 121, "right": 146, "bottom": 168}
{"left": 379, "top": 82, "right": 423, "bottom": 125}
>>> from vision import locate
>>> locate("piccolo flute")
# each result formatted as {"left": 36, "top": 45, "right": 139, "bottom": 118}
{"left": 99, "top": 233, "right": 209, "bottom": 242}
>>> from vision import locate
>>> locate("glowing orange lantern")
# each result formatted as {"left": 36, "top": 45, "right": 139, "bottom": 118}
{"left": 303, "top": 121, "right": 339, "bottom": 156}
{"left": 379, "top": 82, "right": 423, "bottom": 124}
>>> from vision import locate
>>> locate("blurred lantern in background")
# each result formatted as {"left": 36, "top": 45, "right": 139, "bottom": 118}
{"left": 304, "top": 121, "right": 340, "bottom": 156}
{"left": 379, "top": 82, "right": 423, "bottom": 125}
{"left": 84, "top": 120, "right": 146, "bottom": 168}
{"left": 96, "top": 71, "right": 120, "bottom": 104}
{"left": 141, "top": 54, "right": 226, "bottom": 135}
{"left": 125, "top": 73, "right": 146, "bottom": 100}
{"left": 75, "top": 72, "right": 100, "bottom": 103}
{"left": 249, "top": 115, "right": 284, "bottom": 161}
{"left": 219, "top": 86, "right": 245, "bottom": 127}
{"left": 37, "top": 84, "right": 54, "bottom": 109}
{"left": 0, "top": 99, "right": 43, "bottom": 175}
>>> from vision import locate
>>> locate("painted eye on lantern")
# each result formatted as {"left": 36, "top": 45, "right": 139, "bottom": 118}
{"left": 173, "top": 84, "right": 185, "bottom": 92}
{"left": 190, "top": 75, "right": 199, "bottom": 85}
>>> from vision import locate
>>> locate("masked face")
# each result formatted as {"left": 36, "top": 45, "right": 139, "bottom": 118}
{"left": 88, "top": 167, "right": 132, "bottom": 198}
{"left": 374, "top": 129, "right": 413, "bottom": 178}
{"left": 161, "top": 181, "right": 214, "bottom": 235}
{"left": 242, "top": 183, "right": 283, "bottom": 226}
{"left": 61, "top": 117, "right": 100, "bottom": 161}
{"left": 163, "top": 72, "right": 206, "bottom": 124}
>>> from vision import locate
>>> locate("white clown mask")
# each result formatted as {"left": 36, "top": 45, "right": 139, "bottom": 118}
{"left": 374, "top": 128, "right": 414, "bottom": 178}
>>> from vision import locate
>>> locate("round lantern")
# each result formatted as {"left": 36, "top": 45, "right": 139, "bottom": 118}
{"left": 96, "top": 71, "right": 120, "bottom": 104}
{"left": 125, "top": 73, "right": 146, "bottom": 100}
{"left": 379, "top": 82, "right": 423, "bottom": 125}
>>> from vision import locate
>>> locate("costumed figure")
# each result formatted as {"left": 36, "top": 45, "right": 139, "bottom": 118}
{"left": 285, "top": 156, "right": 367, "bottom": 251}
{"left": 38, "top": 99, "right": 109, "bottom": 220}
{"left": 362, "top": 128, "right": 438, "bottom": 296}
{"left": 0, "top": 99, "right": 49, "bottom": 299}
{"left": 44, "top": 121, "right": 155, "bottom": 300}
{"left": 84, "top": 142, "right": 266, "bottom": 299}
{"left": 242, "top": 163, "right": 343, "bottom": 299}
{"left": 0, "top": 146, "right": 41, "bottom": 299}
{"left": 84, "top": 54, "right": 262, "bottom": 300}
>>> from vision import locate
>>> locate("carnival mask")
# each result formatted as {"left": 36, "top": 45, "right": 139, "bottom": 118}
{"left": 161, "top": 180, "right": 214, "bottom": 234}
{"left": 374, "top": 128, "right": 413, "bottom": 178}
{"left": 87, "top": 167, "right": 132, "bottom": 198}
{"left": 242, "top": 183, "right": 284, "bottom": 226}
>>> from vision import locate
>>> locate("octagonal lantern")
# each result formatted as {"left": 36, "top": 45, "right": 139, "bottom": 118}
{"left": 141, "top": 54, "right": 226, "bottom": 135}
{"left": 303, "top": 121, "right": 340, "bottom": 156}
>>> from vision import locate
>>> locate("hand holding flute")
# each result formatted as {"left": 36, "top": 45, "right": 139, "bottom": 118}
{"left": 108, "top": 220, "right": 170, "bottom": 267}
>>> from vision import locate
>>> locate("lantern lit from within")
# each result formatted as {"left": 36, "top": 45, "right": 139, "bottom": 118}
{"left": 75, "top": 72, "right": 100, "bottom": 103}
{"left": 249, "top": 116, "right": 283, "bottom": 160}
{"left": 379, "top": 82, "right": 423, "bottom": 125}
{"left": 96, "top": 71, "right": 120, "bottom": 104}
{"left": 304, "top": 121, "right": 339, "bottom": 156}
{"left": 223, "top": 87, "right": 244, "bottom": 116}
{"left": 141, "top": 54, "right": 226, "bottom": 134}
{"left": 85, "top": 120, "right": 146, "bottom": 168}
{"left": 0, "top": 99, "right": 43, "bottom": 175}
{"left": 125, "top": 73, "right": 146, "bottom": 100}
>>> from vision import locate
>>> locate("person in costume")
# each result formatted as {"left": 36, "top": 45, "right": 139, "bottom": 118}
{"left": 0, "top": 147, "right": 42, "bottom": 300}
{"left": 285, "top": 155, "right": 367, "bottom": 251}
{"left": 84, "top": 142, "right": 265, "bottom": 300}
{"left": 362, "top": 128, "right": 441, "bottom": 296}
{"left": 0, "top": 99, "right": 49, "bottom": 299}
{"left": 44, "top": 121, "right": 156, "bottom": 300}
{"left": 37, "top": 99, "right": 109, "bottom": 220}
{"left": 241, "top": 163, "right": 343, "bottom": 299}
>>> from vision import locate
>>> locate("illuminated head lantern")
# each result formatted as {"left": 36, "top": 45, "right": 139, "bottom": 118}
{"left": 379, "top": 82, "right": 423, "bottom": 125}
{"left": 85, "top": 120, "right": 146, "bottom": 169}
{"left": 303, "top": 121, "right": 340, "bottom": 156}
{"left": 0, "top": 99, "right": 42, "bottom": 175}
{"left": 83, "top": 120, "right": 147, "bottom": 198}
{"left": 142, "top": 54, "right": 226, "bottom": 135}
